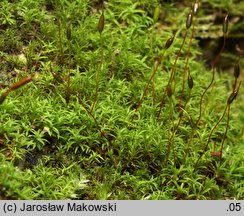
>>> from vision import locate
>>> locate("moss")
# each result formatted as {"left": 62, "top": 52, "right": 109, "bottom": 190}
{"left": 0, "top": 0, "right": 243, "bottom": 200}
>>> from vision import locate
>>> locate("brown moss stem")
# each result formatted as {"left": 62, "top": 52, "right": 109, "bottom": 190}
{"left": 194, "top": 104, "right": 228, "bottom": 171}
{"left": 178, "top": 16, "right": 195, "bottom": 112}
{"left": 157, "top": 31, "right": 188, "bottom": 119}
{"left": 164, "top": 90, "right": 191, "bottom": 166}
{"left": 91, "top": 16, "right": 105, "bottom": 113}
{"left": 55, "top": 17, "right": 64, "bottom": 66}
{"left": 219, "top": 104, "right": 230, "bottom": 159}
{"left": 135, "top": 56, "right": 163, "bottom": 112}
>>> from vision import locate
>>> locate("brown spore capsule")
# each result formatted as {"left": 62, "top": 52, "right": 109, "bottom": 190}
{"left": 223, "top": 13, "right": 229, "bottom": 34}
{"left": 164, "top": 36, "right": 174, "bottom": 49}
{"left": 227, "top": 90, "right": 238, "bottom": 105}
{"left": 188, "top": 73, "right": 193, "bottom": 90}
{"left": 193, "top": 1, "right": 199, "bottom": 15}
{"left": 186, "top": 12, "right": 193, "bottom": 29}
{"left": 98, "top": 12, "right": 105, "bottom": 34}
{"left": 167, "top": 85, "right": 172, "bottom": 97}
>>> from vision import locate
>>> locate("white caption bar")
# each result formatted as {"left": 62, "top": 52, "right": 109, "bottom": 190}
{"left": 0, "top": 200, "right": 243, "bottom": 216}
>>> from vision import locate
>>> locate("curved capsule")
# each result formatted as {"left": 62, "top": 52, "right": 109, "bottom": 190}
{"left": 186, "top": 12, "right": 193, "bottom": 29}
{"left": 223, "top": 13, "right": 229, "bottom": 34}
{"left": 164, "top": 36, "right": 174, "bottom": 49}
